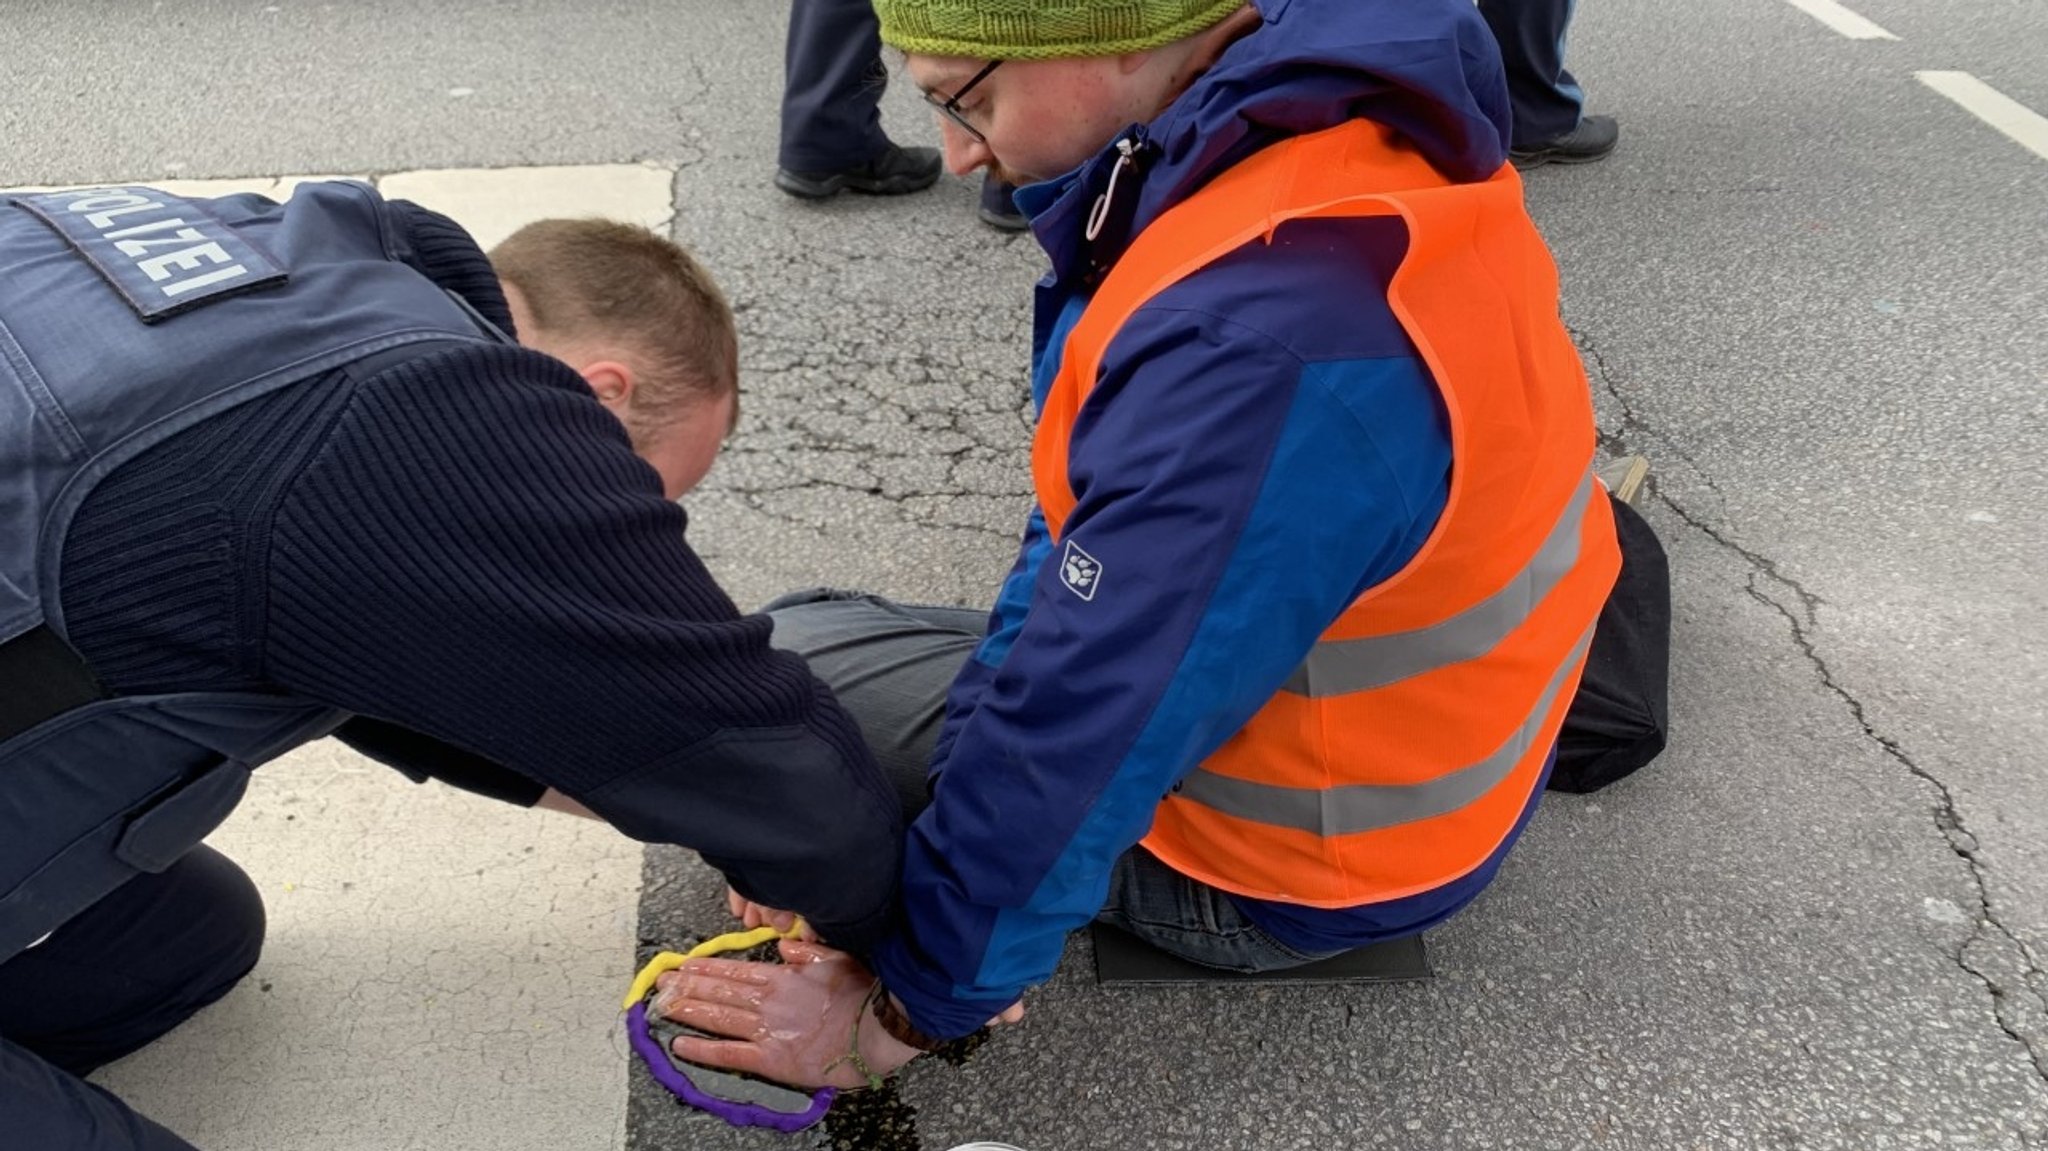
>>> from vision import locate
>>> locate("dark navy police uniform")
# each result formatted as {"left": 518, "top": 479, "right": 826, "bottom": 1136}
{"left": 778, "top": 0, "right": 893, "bottom": 173}
{"left": 0, "top": 183, "right": 900, "bottom": 1149}
{"left": 1476, "top": 0, "right": 1587, "bottom": 145}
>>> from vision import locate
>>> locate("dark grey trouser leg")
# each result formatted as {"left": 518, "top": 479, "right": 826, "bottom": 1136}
{"left": 778, "top": 0, "right": 891, "bottom": 172}
{"left": 764, "top": 587, "right": 984, "bottom": 815}
{"left": 0, "top": 845, "right": 266, "bottom": 1150}
{"left": 762, "top": 589, "right": 1340, "bottom": 972}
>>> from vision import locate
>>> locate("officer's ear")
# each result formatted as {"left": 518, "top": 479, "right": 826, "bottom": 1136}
{"left": 576, "top": 360, "right": 637, "bottom": 422}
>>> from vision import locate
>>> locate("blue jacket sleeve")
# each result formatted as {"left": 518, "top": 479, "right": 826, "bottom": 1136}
{"left": 927, "top": 506, "right": 1054, "bottom": 771}
{"left": 872, "top": 303, "right": 1451, "bottom": 1036}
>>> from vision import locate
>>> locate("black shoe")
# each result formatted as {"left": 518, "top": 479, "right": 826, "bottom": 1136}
{"left": 977, "top": 176, "right": 1029, "bottom": 232}
{"left": 1510, "top": 114, "right": 1619, "bottom": 170}
{"left": 776, "top": 144, "right": 943, "bottom": 199}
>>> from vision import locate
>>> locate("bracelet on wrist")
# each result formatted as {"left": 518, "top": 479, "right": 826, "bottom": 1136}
{"left": 871, "top": 989, "right": 948, "bottom": 1053}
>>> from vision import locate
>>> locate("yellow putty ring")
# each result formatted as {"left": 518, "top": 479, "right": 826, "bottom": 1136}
{"left": 622, "top": 923, "right": 796, "bottom": 1009}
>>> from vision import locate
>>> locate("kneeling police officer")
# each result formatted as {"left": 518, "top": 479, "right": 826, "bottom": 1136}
{"left": 0, "top": 182, "right": 901, "bottom": 1150}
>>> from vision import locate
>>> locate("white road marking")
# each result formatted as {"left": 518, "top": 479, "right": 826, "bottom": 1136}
{"left": 1917, "top": 71, "right": 2048, "bottom": 164}
{"left": 1779, "top": 0, "right": 1899, "bottom": 40}
{"left": 379, "top": 162, "right": 675, "bottom": 250}
{"left": 7, "top": 162, "right": 678, "bottom": 252}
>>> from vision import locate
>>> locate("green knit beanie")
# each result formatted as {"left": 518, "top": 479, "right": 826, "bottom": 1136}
{"left": 875, "top": 0, "right": 1247, "bottom": 61}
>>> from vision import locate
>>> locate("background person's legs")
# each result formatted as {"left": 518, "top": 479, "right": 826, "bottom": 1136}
{"left": 1480, "top": 0, "right": 1619, "bottom": 165}
{"left": 775, "top": 0, "right": 941, "bottom": 196}
{"left": 1478, "top": 0, "right": 1585, "bottom": 146}
{"left": 0, "top": 845, "right": 265, "bottom": 1150}
{"left": 778, "top": 0, "right": 890, "bottom": 174}
{"left": 978, "top": 176, "right": 1027, "bottom": 231}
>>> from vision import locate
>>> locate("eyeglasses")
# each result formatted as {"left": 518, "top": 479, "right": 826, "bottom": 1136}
{"left": 923, "top": 60, "right": 1003, "bottom": 144}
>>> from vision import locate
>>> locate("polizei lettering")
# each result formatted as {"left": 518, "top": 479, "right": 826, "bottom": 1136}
{"left": 9, "top": 187, "right": 287, "bottom": 321}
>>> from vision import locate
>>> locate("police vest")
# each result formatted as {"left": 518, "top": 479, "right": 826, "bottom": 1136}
{"left": 1034, "top": 121, "right": 1624, "bottom": 907}
{"left": 0, "top": 181, "right": 500, "bottom": 960}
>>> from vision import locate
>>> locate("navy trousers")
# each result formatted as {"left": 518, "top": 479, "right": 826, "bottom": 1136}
{"left": 1478, "top": 0, "right": 1586, "bottom": 146}
{"left": 779, "top": 0, "right": 892, "bottom": 172}
{"left": 0, "top": 846, "right": 264, "bottom": 1151}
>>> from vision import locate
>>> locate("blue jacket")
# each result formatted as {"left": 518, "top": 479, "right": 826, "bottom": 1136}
{"left": 872, "top": 0, "right": 1530, "bottom": 1036}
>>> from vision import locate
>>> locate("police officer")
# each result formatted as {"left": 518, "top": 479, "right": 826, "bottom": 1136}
{"left": 0, "top": 182, "right": 902, "bottom": 1149}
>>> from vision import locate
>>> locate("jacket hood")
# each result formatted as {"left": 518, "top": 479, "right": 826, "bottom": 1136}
{"left": 1022, "top": 0, "right": 1512, "bottom": 285}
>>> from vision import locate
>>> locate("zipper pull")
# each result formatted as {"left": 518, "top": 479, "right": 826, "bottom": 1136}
{"left": 1084, "top": 136, "right": 1139, "bottom": 242}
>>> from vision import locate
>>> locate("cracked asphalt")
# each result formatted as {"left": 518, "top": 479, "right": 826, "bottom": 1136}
{"left": 9, "top": 0, "right": 2044, "bottom": 1148}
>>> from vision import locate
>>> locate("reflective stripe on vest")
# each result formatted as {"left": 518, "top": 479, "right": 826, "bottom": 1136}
{"left": 1178, "top": 623, "right": 1595, "bottom": 837}
{"left": 1281, "top": 474, "right": 1597, "bottom": 698}
{"left": 1033, "top": 120, "right": 1622, "bottom": 908}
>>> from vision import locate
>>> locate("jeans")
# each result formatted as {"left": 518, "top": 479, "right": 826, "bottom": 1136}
{"left": 764, "top": 588, "right": 1341, "bottom": 973}
{"left": 0, "top": 845, "right": 265, "bottom": 1151}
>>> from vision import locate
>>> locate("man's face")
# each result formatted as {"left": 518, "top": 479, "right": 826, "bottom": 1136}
{"left": 907, "top": 54, "right": 1155, "bottom": 184}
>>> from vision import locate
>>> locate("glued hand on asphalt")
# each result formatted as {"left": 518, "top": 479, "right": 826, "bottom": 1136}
{"left": 649, "top": 939, "right": 920, "bottom": 1090}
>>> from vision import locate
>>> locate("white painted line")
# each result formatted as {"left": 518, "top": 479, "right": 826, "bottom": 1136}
{"left": 1918, "top": 71, "right": 2048, "bottom": 164}
{"left": 6, "top": 163, "right": 679, "bottom": 252}
{"left": 379, "top": 162, "right": 676, "bottom": 250}
{"left": 1779, "top": 0, "right": 1899, "bottom": 40}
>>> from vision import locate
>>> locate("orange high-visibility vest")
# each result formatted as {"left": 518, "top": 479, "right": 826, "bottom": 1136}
{"left": 1033, "top": 120, "right": 1622, "bottom": 908}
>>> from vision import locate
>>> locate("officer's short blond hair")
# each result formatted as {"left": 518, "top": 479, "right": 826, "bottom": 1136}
{"left": 490, "top": 219, "right": 739, "bottom": 438}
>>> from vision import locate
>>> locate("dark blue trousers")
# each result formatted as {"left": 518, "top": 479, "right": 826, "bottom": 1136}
{"left": 1478, "top": 0, "right": 1586, "bottom": 146}
{"left": 0, "top": 846, "right": 265, "bottom": 1151}
{"left": 779, "top": 0, "right": 891, "bottom": 172}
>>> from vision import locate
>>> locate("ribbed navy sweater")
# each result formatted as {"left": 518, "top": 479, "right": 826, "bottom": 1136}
{"left": 55, "top": 204, "right": 902, "bottom": 948}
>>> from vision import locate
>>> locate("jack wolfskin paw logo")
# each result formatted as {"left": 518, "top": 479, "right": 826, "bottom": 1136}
{"left": 1060, "top": 540, "right": 1102, "bottom": 601}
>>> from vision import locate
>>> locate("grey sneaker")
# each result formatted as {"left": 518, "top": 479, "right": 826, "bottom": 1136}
{"left": 1596, "top": 454, "right": 1651, "bottom": 507}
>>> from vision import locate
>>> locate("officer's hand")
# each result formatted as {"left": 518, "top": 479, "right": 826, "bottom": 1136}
{"left": 650, "top": 939, "right": 920, "bottom": 1090}
{"left": 723, "top": 886, "right": 816, "bottom": 940}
